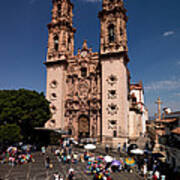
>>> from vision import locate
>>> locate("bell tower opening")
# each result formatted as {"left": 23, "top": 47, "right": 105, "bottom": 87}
{"left": 108, "top": 24, "right": 115, "bottom": 43}
{"left": 54, "top": 35, "right": 59, "bottom": 51}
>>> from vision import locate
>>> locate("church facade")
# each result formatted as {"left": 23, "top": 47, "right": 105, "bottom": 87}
{"left": 44, "top": 0, "right": 148, "bottom": 145}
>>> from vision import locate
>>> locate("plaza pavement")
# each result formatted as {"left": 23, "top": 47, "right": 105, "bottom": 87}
{"left": 0, "top": 150, "right": 143, "bottom": 180}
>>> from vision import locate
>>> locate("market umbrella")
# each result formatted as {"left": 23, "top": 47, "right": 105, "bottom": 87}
{"left": 7, "top": 147, "right": 17, "bottom": 153}
{"left": 130, "top": 148, "right": 144, "bottom": 155}
{"left": 84, "top": 144, "right": 96, "bottom": 150}
{"left": 124, "top": 157, "right": 136, "bottom": 166}
{"left": 21, "top": 145, "right": 32, "bottom": 151}
{"left": 111, "top": 160, "right": 122, "bottom": 166}
{"left": 72, "top": 140, "right": 78, "bottom": 145}
{"left": 104, "top": 155, "right": 113, "bottom": 163}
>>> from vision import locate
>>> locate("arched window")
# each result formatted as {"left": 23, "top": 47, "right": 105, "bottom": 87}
{"left": 113, "top": 130, "right": 117, "bottom": 137}
{"left": 68, "top": 36, "right": 71, "bottom": 51}
{"left": 120, "top": 27, "right": 123, "bottom": 36}
{"left": 54, "top": 35, "right": 59, "bottom": 51}
{"left": 68, "top": 129, "right": 72, "bottom": 135}
{"left": 57, "top": 4, "right": 61, "bottom": 16}
{"left": 108, "top": 24, "right": 115, "bottom": 43}
{"left": 81, "top": 67, "right": 87, "bottom": 77}
{"left": 68, "top": 5, "right": 71, "bottom": 15}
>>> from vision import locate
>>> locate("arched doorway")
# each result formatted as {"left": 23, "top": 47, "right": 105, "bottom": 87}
{"left": 78, "top": 115, "right": 90, "bottom": 139}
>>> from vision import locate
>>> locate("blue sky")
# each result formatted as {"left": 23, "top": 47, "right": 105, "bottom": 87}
{"left": 0, "top": 0, "right": 180, "bottom": 116}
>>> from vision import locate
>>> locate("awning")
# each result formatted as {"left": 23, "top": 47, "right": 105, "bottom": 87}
{"left": 34, "top": 127, "right": 68, "bottom": 134}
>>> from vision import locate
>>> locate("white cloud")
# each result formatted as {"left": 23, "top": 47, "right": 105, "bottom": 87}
{"left": 163, "top": 31, "right": 175, "bottom": 37}
{"left": 145, "top": 79, "right": 180, "bottom": 91}
{"left": 164, "top": 100, "right": 180, "bottom": 112}
{"left": 174, "top": 93, "right": 180, "bottom": 96}
{"left": 177, "top": 61, "right": 180, "bottom": 65}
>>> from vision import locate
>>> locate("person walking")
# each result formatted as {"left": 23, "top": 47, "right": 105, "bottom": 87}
{"left": 123, "top": 142, "right": 126, "bottom": 153}
{"left": 67, "top": 168, "right": 74, "bottom": 180}
{"left": 105, "top": 144, "right": 109, "bottom": 154}
{"left": 41, "top": 146, "right": 46, "bottom": 155}
{"left": 53, "top": 172, "right": 59, "bottom": 180}
{"left": 143, "top": 163, "right": 148, "bottom": 179}
{"left": 45, "top": 155, "right": 50, "bottom": 168}
{"left": 117, "top": 143, "right": 121, "bottom": 153}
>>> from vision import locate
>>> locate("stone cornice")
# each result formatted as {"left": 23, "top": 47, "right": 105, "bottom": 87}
{"left": 98, "top": 7, "right": 128, "bottom": 21}
{"left": 100, "top": 51, "right": 129, "bottom": 64}
{"left": 44, "top": 60, "right": 67, "bottom": 66}
{"left": 47, "top": 22, "right": 76, "bottom": 33}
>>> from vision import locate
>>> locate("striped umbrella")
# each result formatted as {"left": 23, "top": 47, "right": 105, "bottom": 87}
{"left": 124, "top": 157, "right": 136, "bottom": 166}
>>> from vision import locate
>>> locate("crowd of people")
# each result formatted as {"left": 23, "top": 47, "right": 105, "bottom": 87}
{"left": 0, "top": 138, "right": 176, "bottom": 180}
{"left": 0, "top": 144, "right": 34, "bottom": 166}
{"left": 51, "top": 139, "right": 116, "bottom": 180}
{"left": 49, "top": 139, "right": 170, "bottom": 180}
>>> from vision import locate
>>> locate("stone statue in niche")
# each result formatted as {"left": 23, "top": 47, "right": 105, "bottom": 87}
{"left": 67, "top": 77, "right": 74, "bottom": 97}
{"left": 77, "top": 81, "right": 89, "bottom": 100}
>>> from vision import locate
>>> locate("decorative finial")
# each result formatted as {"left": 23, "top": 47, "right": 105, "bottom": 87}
{"left": 82, "top": 40, "right": 88, "bottom": 50}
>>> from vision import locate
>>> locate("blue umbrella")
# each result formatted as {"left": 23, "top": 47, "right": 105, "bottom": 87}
{"left": 111, "top": 160, "right": 121, "bottom": 166}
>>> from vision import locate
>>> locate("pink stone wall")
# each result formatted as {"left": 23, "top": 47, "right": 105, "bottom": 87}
{"left": 101, "top": 57, "right": 129, "bottom": 144}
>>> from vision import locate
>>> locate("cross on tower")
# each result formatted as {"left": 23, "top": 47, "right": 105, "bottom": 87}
{"left": 155, "top": 97, "right": 163, "bottom": 121}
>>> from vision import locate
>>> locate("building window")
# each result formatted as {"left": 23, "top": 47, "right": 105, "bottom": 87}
{"left": 107, "top": 103, "right": 119, "bottom": 115}
{"left": 120, "top": 27, "right": 123, "bottom": 36}
{"left": 107, "top": 74, "right": 117, "bottom": 86}
{"left": 81, "top": 67, "right": 87, "bottom": 77}
{"left": 68, "top": 129, "right": 72, "bottom": 135}
{"left": 110, "top": 120, "right": 116, "bottom": 125}
{"left": 51, "top": 93, "right": 57, "bottom": 100}
{"left": 51, "top": 120, "right": 55, "bottom": 124}
{"left": 51, "top": 105, "right": 57, "bottom": 114}
{"left": 54, "top": 35, "right": 59, "bottom": 51}
{"left": 50, "top": 80, "right": 58, "bottom": 88}
{"left": 108, "top": 24, "right": 115, "bottom": 43}
{"left": 57, "top": 4, "right": 61, "bottom": 16}
{"left": 68, "top": 5, "right": 71, "bottom": 15}
{"left": 132, "top": 97, "right": 137, "bottom": 103}
{"left": 68, "top": 36, "right": 71, "bottom": 51}
{"left": 108, "top": 90, "right": 117, "bottom": 99}
{"left": 113, "top": 130, "right": 117, "bottom": 137}
{"left": 108, "top": 120, "right": 117, "bottom": 130}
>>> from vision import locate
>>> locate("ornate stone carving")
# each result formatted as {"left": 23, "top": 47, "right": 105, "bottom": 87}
{"left": 107, "top": 103, "right": 119, "bottom": 115}
{"left": 77, "top": 80, "right": 89, "bottom": 100}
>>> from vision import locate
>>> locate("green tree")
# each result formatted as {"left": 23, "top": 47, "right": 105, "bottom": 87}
{"left": 0, "top": 89, "right": 51, "bottom": 143}
{"left": 0, "top": 124, "right": 22, "bottom": 144}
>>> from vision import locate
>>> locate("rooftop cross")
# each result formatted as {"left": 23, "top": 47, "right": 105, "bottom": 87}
{"left": 155, "top": 97, "right": 163, "bottom": 121}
